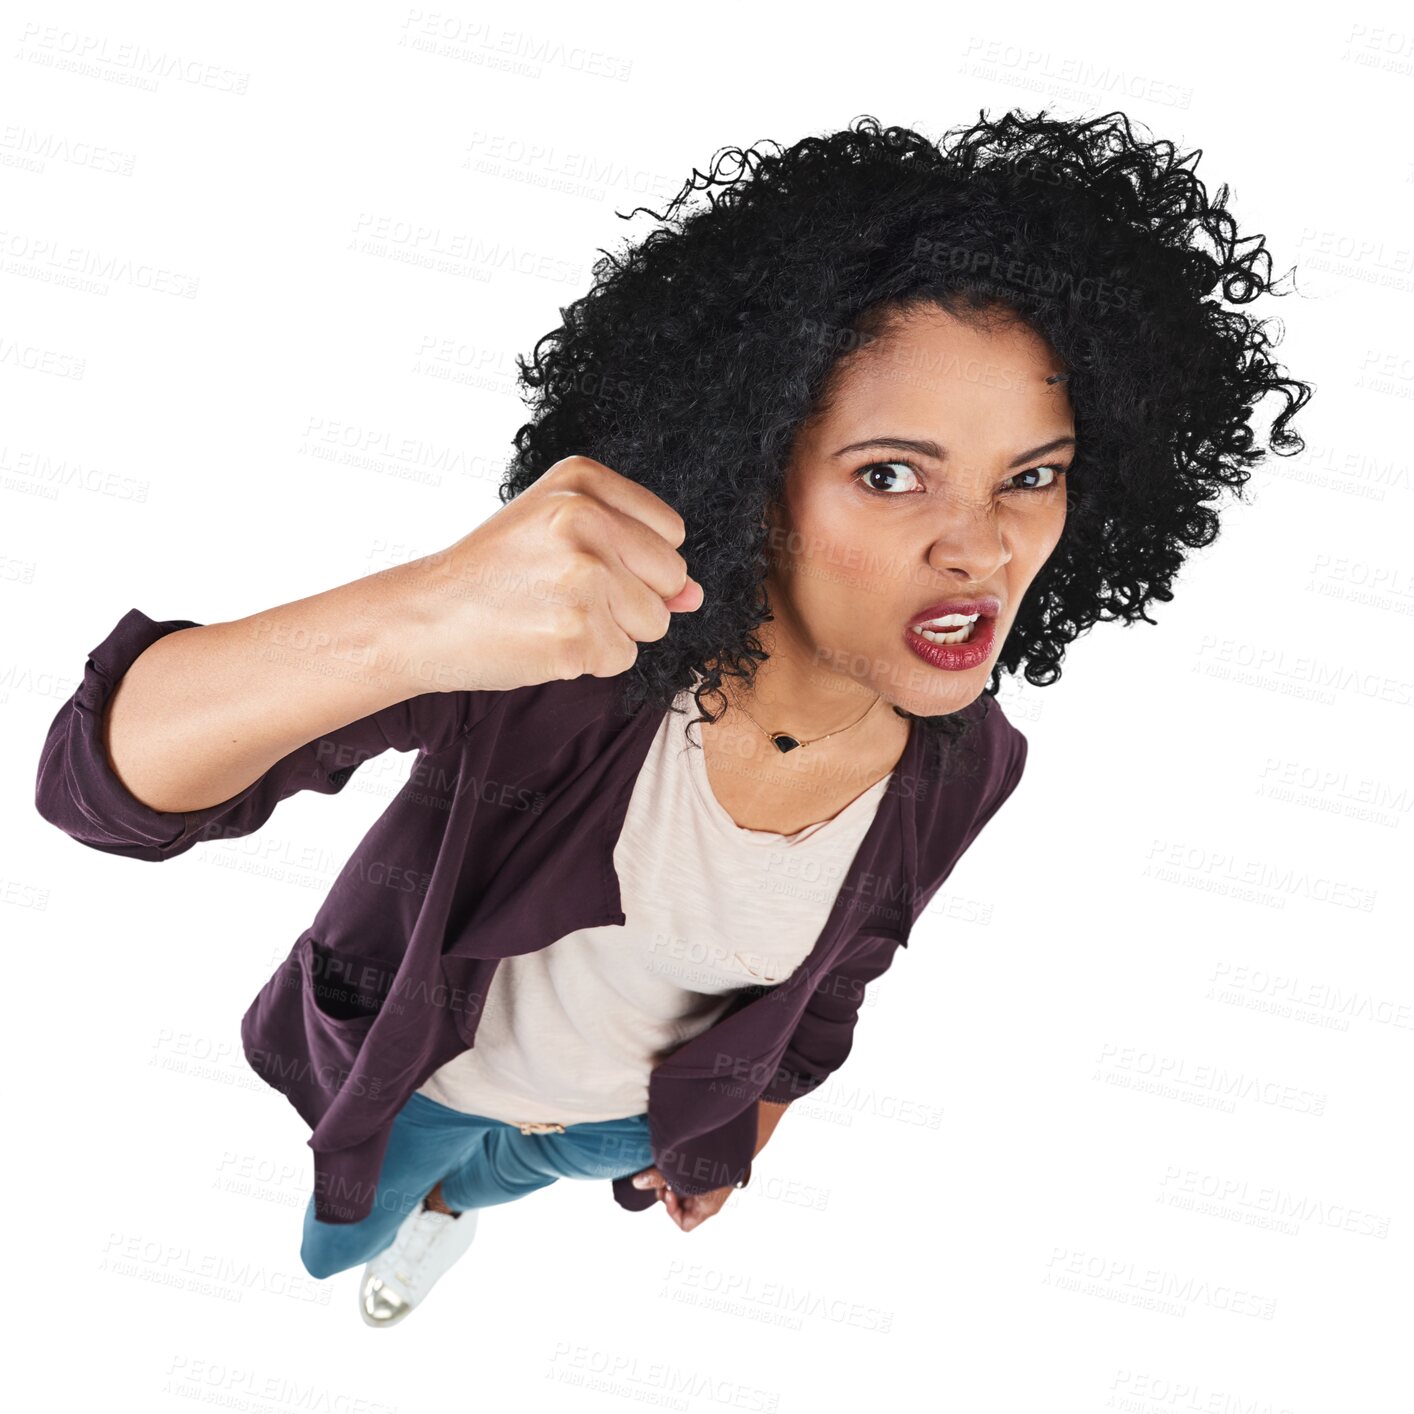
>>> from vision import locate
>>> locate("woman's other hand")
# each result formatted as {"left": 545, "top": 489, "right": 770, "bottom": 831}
{"left": 630, "top": 1167, "right": 734, "bottom": 1231}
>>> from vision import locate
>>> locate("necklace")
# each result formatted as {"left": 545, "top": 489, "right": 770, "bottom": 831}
{"left": 730, "top": 689, "right": 883, "bottom": 755}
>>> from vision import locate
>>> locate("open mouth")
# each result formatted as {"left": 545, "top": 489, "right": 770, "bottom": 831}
{"left": 908, "top": 612, "right": 984, "bottom": 645}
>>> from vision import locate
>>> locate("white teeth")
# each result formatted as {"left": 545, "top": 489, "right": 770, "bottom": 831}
{"left": 911, "top": 612, "right": 979, "bottom": 645}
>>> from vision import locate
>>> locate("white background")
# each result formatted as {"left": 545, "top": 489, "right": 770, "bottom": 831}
{"left": 5, "top": 2, "right": 1411, "bottom": 1410}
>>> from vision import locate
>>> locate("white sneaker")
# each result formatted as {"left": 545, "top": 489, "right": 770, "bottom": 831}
{"left": 359, "top": 1198, "right": 480, "bottom": 1327}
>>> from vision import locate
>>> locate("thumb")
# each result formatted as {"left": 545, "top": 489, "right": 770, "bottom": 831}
{"left": 664, "top": 578, "right": 703, "bottom": 613}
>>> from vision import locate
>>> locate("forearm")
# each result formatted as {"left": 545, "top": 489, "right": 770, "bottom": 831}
{"left": 754, "top": 1098, "right": 790, "bottom": 1156}
{"left": 103, "top": 560, "right": 443, "bottom": 815}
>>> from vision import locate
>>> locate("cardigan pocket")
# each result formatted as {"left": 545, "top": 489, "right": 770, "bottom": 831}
{"left": 646, "top": 921, "right": 910, "bottom": 1083}
{"left": 300, "top": 935, "right": 393, "bottom": 1032}
{"left": 243, "top": 935, "right": 395, "bottom": 1139}
{"left": 652, "top": 1051, "right": 786, "bottom": 1091}
{"left": 651, "top": 976, "right": 811, "bottom": 1081}
{"left": 653, "top": 927, "right": 908, "bottom": 1083}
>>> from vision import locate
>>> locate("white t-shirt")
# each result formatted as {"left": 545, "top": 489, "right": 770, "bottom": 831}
{"left": 415, "top": 684, "right": 892, "bottom": 1124}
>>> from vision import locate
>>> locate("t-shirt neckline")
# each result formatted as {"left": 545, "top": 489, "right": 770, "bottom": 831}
{"left": 671, "top": 690, "right": 891, "bottom": 848}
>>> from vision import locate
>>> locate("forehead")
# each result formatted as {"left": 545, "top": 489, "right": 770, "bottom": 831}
{"left": 809, "top": 306, "right": 1072, "bottom": 434}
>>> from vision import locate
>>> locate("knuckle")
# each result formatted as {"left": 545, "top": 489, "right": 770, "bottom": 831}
{"left": 546, "top": 493, "right": 603, "bottom": 542}
{"left": 550, "top": 635, "right": 585, "bottom": 682}
{"left": 559, "top": 543, "right": 599, "bottom": 578}
{"left": 549, "top": 613, "right": 592, "bottom": 676}
{"left": 546, "top": 454, "right": 595, "bottom": 483}
{"left": 555, "top": 549, "right": 605, "bottom": 606}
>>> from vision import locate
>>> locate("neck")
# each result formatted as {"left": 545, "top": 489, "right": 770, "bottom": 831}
{"left": 700, "top": 636, "right": 897, "bottom": 750}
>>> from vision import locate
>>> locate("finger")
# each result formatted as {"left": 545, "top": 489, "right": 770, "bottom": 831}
{"left": 552, "top": 457, "right": 688, "bottom": 551}
{"left": 663, "top": 577, "right": 704, "bottom": 613}
{"left": 550, "top": 464, "right": 697, "bottom": 611}
{"left": 601, "top": 522, "right": 701, "bottom": 644}
{"left": 604, "top": 500, "right": 700, "bottom": 608}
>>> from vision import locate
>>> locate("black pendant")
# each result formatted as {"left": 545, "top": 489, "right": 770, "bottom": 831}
{"left": 771, "top": 734, "right": 801, "bottom": 753}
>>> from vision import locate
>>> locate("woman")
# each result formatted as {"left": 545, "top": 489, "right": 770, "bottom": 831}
{"left": 35, "top": 110, "right": 1310, "bottom": 1327}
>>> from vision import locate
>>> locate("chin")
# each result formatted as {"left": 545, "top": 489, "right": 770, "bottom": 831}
{"left": 891, "top": 664, "right": 993, "bottom": 717}
{"left": 900, "top": 688, "right": 982, "bottom": 720}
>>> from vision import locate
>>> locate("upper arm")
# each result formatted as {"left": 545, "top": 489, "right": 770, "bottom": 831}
{"left": 34, "top": 606, "right": 499, "bottom": 863}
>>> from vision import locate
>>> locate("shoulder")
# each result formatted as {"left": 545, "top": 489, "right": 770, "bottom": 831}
{"left": 979, "top": 694, "right": 1028, "bottom": 789}
{"left": 906, "top": 693, "right": 1030, "bottom": 912}
{"left": 949, "top": 691, "right": 1028, "bottom": 795}
{"left": 491, "top": 668, "right": 629, "bottom": 720}
{"left": 451, "top": 668, "right": 645, "bottom": 755}
{"left": 914, "top": 692, "right": 1029, "bottom": 846}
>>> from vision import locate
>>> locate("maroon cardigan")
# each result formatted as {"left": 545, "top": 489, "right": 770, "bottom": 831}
{"left": 35, "top": 608, "right": 1028, "bottom": 1223}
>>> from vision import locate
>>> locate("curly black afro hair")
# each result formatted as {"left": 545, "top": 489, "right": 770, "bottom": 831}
{"left": 501, "top": 108, "right": 1313, "bottom": 782}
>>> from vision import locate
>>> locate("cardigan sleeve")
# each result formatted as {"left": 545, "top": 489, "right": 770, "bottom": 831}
{"left": 758, "top": 723, "right": 1029, "bottom": 1105}
{"left": 33, "top": 606, "right": 498, "bottom": 864}
{"left": 758, "top": 934, "right": 904, "bottom": 1104}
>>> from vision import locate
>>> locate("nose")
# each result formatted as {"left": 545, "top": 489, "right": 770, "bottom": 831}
{"left": 923, "top": 501, "right": 1010, "bottom": 583}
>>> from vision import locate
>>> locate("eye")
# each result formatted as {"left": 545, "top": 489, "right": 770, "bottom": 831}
{"left": 852, "top": 458, "right": 1072, "bottom": 498}
{"left": 853, "top": 460, "right": 924, "bottom": 495}
{"left": 1007, "top": 463, "right": 1068, "bottom": 492}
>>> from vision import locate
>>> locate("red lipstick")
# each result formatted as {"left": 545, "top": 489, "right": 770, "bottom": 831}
{"left": 904, "top": 595, "right": 1003, "bottom": 673}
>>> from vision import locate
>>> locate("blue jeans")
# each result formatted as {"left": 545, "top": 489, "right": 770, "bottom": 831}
{"left": 300, "top": 1092, "right": 653, "bottom": 1279}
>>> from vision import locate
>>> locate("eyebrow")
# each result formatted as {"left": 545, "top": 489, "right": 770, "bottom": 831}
{"left": 831, "top": 435, "right": 1077, "bottom": 469}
